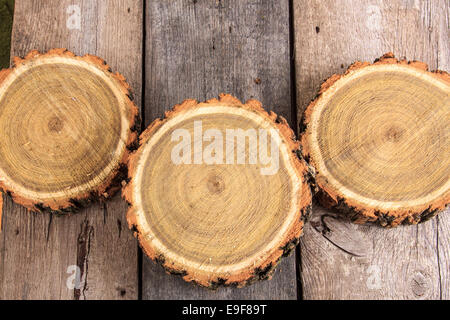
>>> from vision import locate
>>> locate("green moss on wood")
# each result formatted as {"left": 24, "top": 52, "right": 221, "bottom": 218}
{"left": 0, "top": 0, "right": 14, "bottom": 68}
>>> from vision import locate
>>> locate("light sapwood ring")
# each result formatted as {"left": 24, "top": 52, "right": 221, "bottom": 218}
{"left": 301, "top": 53, "right": 449, "bottom": 227}
{"left": 124, "top": 94, "right": 312, "bottom": 288}
{"left": 0, "top": 49, "right": 139, "bottom": 213}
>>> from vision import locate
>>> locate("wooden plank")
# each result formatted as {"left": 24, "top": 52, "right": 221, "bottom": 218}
{"left": 143, "top": 0, "right": 297, "bottom": 299}
{"left": 437, "top": 214, "right": 449, "bottom": 299}
{"left": 0, "top": 0, "right": 142, "bottom": 300}
{"left": 293, "top": 0, "right": 449, "bottom": 299}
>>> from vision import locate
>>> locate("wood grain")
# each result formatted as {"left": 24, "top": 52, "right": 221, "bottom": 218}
{"left": 125, "top": 95, "right": 311, "bottom": 288}
{"left": 0, "top": 49, "right": 139, "bottom": 213}
{"left": 437, "top": 214, "right": 449, "bottom": 299}
{"left": 293, "top": 0, "right": 449, "bottom": 299}
{"left": 0, "top": 0, "right": 142, "bottom": 299}
{"left": 143, "top": 0, "right": 298, "bottom": 299}
{"left": 300, "top": 54, "right": 449, "bottom": 226}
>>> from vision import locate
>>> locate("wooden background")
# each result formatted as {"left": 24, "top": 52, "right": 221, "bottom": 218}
{"left": 0, "top": 0, "right": 448, "bottom": 300}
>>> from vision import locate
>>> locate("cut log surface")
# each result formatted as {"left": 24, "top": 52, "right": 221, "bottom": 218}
{"left": 143, "top": 0, "right": 298, "bottom": 299}
{"left": 301, "top": 53, "right": 449, "bottom": 227}
{"left": 124, "top": 94, "right": 312, "bottom": 288}
{"left": 0, "top": 49, "right": 139, "bottom": 213}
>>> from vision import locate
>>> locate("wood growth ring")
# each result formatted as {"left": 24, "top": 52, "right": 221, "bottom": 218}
{"left": 0, "top": 49, "right": 139, "bottom": 212}
{"left": 301, "top": 53, "right": 449, "bottom": 227}
{"left": 124, "top": 94, "right": 312, "bottom": 287}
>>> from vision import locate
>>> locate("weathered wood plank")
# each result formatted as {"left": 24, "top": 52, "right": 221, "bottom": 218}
{"left": 143, "top": 0, "right": 297, "bottom": 299}
{"left": 293, "top": 0, "right": 449, "bottom": 299}
{"left": 437, "top": 214, "right": 449, "bottom": 299}
{"left": 0, "top": 0, "right": 142, "bottom": 299}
